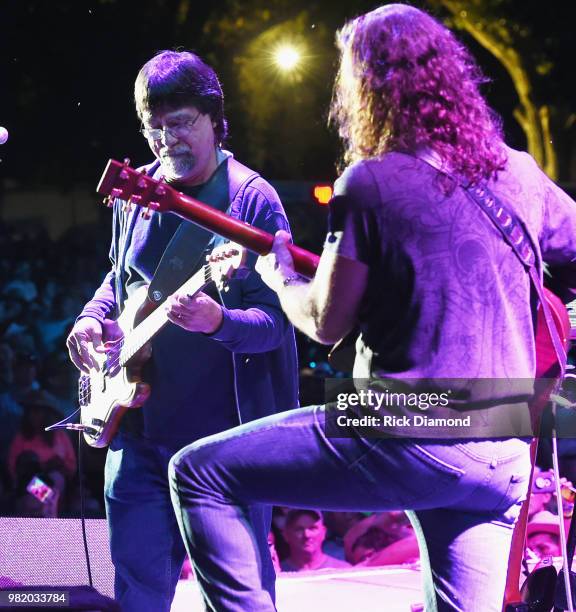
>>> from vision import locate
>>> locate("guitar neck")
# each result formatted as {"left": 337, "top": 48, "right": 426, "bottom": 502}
{"left": 119, "top": 265, "right": 211, "bottom": 365}
{"left": 163, "top": 189, "right": 320, "bottom": 279}
{"left": 96, "top": 158, "right": 321, "bottom": 280}
{"left": 165, "top": 190, "right": 320, "bottom": 278}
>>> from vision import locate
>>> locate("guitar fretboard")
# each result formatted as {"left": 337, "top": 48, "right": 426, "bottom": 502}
{"left": 119, "top": 264, "right": 213, "bottom": 365}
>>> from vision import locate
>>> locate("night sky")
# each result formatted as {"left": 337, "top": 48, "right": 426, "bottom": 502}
{"left": 0, "top": 1, "right": 223, "bottom": 188}
{"left": 1, "top": 0, "right": 575, "bottom": 189}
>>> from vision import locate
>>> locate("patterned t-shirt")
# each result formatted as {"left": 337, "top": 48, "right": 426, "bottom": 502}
{"left": 325, "top": 148, "right": 576, "bottom": 435}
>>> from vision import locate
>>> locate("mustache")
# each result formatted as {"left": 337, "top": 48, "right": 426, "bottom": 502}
{"left": 161, "top": 148, "right": 190, "bottom": 157}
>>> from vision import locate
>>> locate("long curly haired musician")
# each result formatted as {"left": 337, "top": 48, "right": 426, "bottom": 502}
{"left": 330, "top": 4, "right": 507, "bottom": 184}
{"left": 168, "top": 5, "right": 576, "bottom": 612}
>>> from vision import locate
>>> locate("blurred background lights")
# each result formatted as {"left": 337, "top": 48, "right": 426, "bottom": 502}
{"left": 313, "top": 184, "right": 333, "bottom": 205}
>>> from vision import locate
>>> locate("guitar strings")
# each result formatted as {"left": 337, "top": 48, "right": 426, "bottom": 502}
{"left": 93, "top": 264, "right": 214, "bottom": 375}
{"left": 79, "top": 259, "right": 218, "bottom": 404}
{"left": 78, "top": 254, "right": 235, "bottom": 413}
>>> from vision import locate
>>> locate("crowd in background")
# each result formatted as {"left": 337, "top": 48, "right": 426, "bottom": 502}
{"left": 0, "top": 219, "right": 111, "bottom": 519}
{"left": 0, "top": 218, "right": 575, "bottom": 573}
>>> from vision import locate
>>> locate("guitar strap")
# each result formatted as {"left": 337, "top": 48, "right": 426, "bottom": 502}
{"left": 461, "top": 183, "right": 567, "bottom": 380}
{"left": 459, "top": 181, "right": 566, "bottom": 610}
{"left": 146, "top": 156, "right": 259, "bottom": 304}
{"left": 416, "top": 155, "right": 567, "bottom": 388}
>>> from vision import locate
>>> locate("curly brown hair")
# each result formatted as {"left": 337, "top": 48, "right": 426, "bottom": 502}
{"left": 329, "top": 4, "right": 507, "bottom": 184}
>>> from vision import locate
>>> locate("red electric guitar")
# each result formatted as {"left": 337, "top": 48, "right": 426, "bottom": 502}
{"left": 97, "top": 159, "right": 575, "bottom": 608}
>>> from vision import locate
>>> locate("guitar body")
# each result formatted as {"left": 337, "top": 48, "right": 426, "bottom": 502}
{"left": 79, "top": 286, "right": 153, "bottom": 448}
{"left": 536, "top": 288, "right": 571, "bottom": 378}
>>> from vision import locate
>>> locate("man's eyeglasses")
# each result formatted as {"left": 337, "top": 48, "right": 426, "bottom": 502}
{"left": 140, "top": 113, "right": 201, "bottom": 141}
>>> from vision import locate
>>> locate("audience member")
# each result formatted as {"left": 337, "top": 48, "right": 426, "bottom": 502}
{"left": 7, "top": 390, "right": 76, "bottom": 490}
{"left": 34, "top": 292, "right": 79, "bottom": 356}
{"left": 10, "top": 353, "right": 42, "bottom": 403}
{"left": 0, "top": 342, "right": 22, "bottom": 466}
{"left": 4, "top": 451, "right": 60, "bottom": 517}
{"left": 0, "top": 341, "right": 14, "bottom": 390}
{"left": 322, "top": 510, "right": 366, "bottom": 560}
{"left": 348, "top": 526, "right": 393, "bottom": 565}
{"left": 361, "top": 535, "right": 420, "bottom": 567}
{"left": 4, "top": 262, "right": 38, "bottom": 303}
{"left": 526, "top": 511, "right": 562, "bottom": 560}
{"left": 281, "top": 509, "right": 351, "bottom": 572}
{"left": 344, "top": 511, "right": 416, "bottom": 565}
{"left": 268, "top": 531, "right": 282, "bottom": 574}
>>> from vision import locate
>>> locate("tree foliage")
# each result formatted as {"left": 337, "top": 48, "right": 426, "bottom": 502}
{"left": 204, "top": 0, "right": 576, "bottom": 181}
{"left": 202, "top": 1, "right": 339, "bottom": 179}
{"left": 429, "top": 0, "right": 576, "bottom": 180}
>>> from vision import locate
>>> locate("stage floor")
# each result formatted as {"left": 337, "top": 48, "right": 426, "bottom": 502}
{"left": 171, "top": 565, "right": 424, "bottom": 611}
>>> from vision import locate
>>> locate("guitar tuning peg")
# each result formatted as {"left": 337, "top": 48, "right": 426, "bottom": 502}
{"left": 122, "top": 200, "right": 133, "bottom": 213}
{"left": 140, "top": 202, "right": 161, "bottom": 220}
{"left": 122, "top": 158, "right": 131, "bottom": 166}
{"left": 119, "top": 169, "right": 130, "bottom": 180}
{"left": 155, "top": 185, "right": 167, "bottom": 196}
{"left": 137, "top": 177, "right": 147, "bottom": 189}
{"left": 103, "top": 187, "right": 124, "bottom": 208}
{"left": 128, "top": 194, "right": 142, "bottom": 206}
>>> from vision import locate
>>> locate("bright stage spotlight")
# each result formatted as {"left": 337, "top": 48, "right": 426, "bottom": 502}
{"left": 274, "top": 45, "right": 301, "bottom": 72}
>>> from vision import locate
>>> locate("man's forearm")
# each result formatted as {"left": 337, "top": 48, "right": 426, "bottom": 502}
{"left": 276, "top": 281, "right": 332, "bottom": 344}
{"left": 78, "top": 269, "right": 117, "bottom": 322}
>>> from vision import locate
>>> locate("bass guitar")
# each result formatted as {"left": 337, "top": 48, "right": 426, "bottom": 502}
{"left": 78, "top": 242, "right": 246, "bottom": 448}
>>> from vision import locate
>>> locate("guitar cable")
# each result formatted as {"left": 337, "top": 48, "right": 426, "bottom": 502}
{"left": 45, "top": 409, "right": 94, "bottom": 589}
{"left": 45, "top": 407, "right": 98, "bottom": 437}
{"left": 550, "top": 372, "right": 576, "bottom": 612}
{"left": 77, "top": 429, "right": 94, "bottom": 588}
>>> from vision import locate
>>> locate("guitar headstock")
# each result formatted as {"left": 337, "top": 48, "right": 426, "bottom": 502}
{"left": 207, "top": 243, "right": 247, "bottom": 291}
{"left": 97, "top": 159, "right": 173, "bottom": 218}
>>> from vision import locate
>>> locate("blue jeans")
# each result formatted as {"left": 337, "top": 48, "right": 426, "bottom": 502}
{"left": 105, "top": 432, "right": 274, "bottom": 612}
{"left": 169, "top": 405, "right": 531, "bottom": 612}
